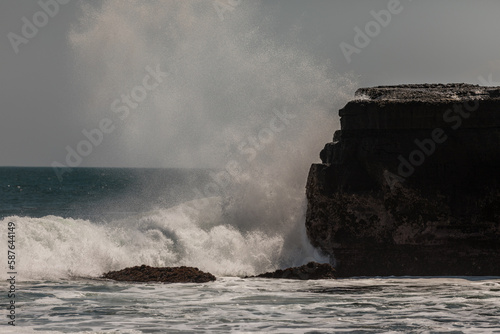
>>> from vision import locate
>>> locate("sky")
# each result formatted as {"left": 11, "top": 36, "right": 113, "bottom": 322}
{"left": 1, "top": 0, "right": 500, "bottom": 168}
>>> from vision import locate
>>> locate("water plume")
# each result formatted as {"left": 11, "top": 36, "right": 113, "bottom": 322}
{"left": 4, "top": 0, "right": 358, "bottom": 279}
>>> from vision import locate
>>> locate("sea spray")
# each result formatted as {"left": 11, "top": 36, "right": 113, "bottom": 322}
{"left": 5, "top": 0, "right": 358, "bottom": 280}
{"left": 68, "top": 0, "right": 355, "bottom": 167}
{"left": 1, "top": 197, "right": 283, "bottom": 280}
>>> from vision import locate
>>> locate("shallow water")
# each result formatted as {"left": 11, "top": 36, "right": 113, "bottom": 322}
{"left": 6, "top": 277, "right": 500, "bottom": 333}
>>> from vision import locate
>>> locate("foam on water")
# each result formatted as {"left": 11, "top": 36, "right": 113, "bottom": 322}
{"left": 1, "top": 196, "right": 328, "bottom": 280}
{"left": 7, "top": 277, "right": 500, "bottom": 333}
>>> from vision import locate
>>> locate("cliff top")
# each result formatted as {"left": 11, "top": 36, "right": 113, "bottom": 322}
{"left": 339, "top": 83, "right": 500, "bottom": 129}
{"left": 354, "top": 83, "right": 500, "bottom": 103}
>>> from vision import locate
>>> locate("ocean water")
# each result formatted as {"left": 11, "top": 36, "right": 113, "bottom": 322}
{"left": 3, "top": 1, "right": 500, "bottom": 331}
{"left": 1, "top": 167, "right": 499, "bottom": 333}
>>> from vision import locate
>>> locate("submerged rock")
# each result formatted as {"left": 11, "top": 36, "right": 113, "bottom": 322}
{"left": 251, "top": 262, "right": 336, "bottom": 280}
{"left": 102, "top": 265, "right": 216, "bottom": 283}
{"left": 306, "top": 84, "right": 500, "bottom": 277}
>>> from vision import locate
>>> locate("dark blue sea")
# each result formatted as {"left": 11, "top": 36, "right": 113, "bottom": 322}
{"left": 0, "top": 167, "right": 214, "bottom": 221}
{"left": 1, "top": 167, "right": 499, "bottom": 333}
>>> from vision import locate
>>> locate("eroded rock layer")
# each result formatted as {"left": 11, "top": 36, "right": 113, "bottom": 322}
{"left": 306, "top": 84, "right": 500, "bottom": 277}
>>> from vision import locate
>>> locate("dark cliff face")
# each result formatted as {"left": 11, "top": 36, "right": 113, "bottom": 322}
{"left": 306, "top": 84, "right": 500, "bottom": 277}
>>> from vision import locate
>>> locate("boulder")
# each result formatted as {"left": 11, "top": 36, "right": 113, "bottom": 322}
{"left": 250, "top": 262, "right": 336, "bottom": 280}
{"left": 102, "top": 265, "right": 216, "bottom": 283}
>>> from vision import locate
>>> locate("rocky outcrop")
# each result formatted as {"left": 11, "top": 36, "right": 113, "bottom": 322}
{"left": 250, "top": 262, "right": 336, "bottom": 280}
{"left": 102, "top": 265, "right": 216, "bottom": 283}
{"left": 306, "top": 84, "right": 500, "bottom": 277}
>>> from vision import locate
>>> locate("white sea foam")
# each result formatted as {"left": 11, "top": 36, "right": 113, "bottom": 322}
{"left": 8, "top": 277, "right": 500, "bottom": 333}
{"left": 1, "top": 195, "right": 328, "bottom": 280}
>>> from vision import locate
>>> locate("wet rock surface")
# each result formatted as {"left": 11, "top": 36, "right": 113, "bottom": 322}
{"left": 306, "top": 84, "right": 500, "bottom": 277}
{"left": 102, "top": 265, "right": 216, "bottom": 283}
{"left": 250, "top": 262, "right": 336, "bottom": 280}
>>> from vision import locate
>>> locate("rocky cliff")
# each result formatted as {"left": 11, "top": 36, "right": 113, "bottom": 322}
{"left": 306, "top": 84, "right": 500, "bottom": 277}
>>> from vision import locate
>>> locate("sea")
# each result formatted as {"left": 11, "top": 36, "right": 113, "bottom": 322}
{"left": 1, "top": 167, "right": 499, "bottom": 333}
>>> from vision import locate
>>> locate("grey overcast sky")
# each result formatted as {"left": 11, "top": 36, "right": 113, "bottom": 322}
{"left": 1, "top": 0, "right": 500, "bottom": 168}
